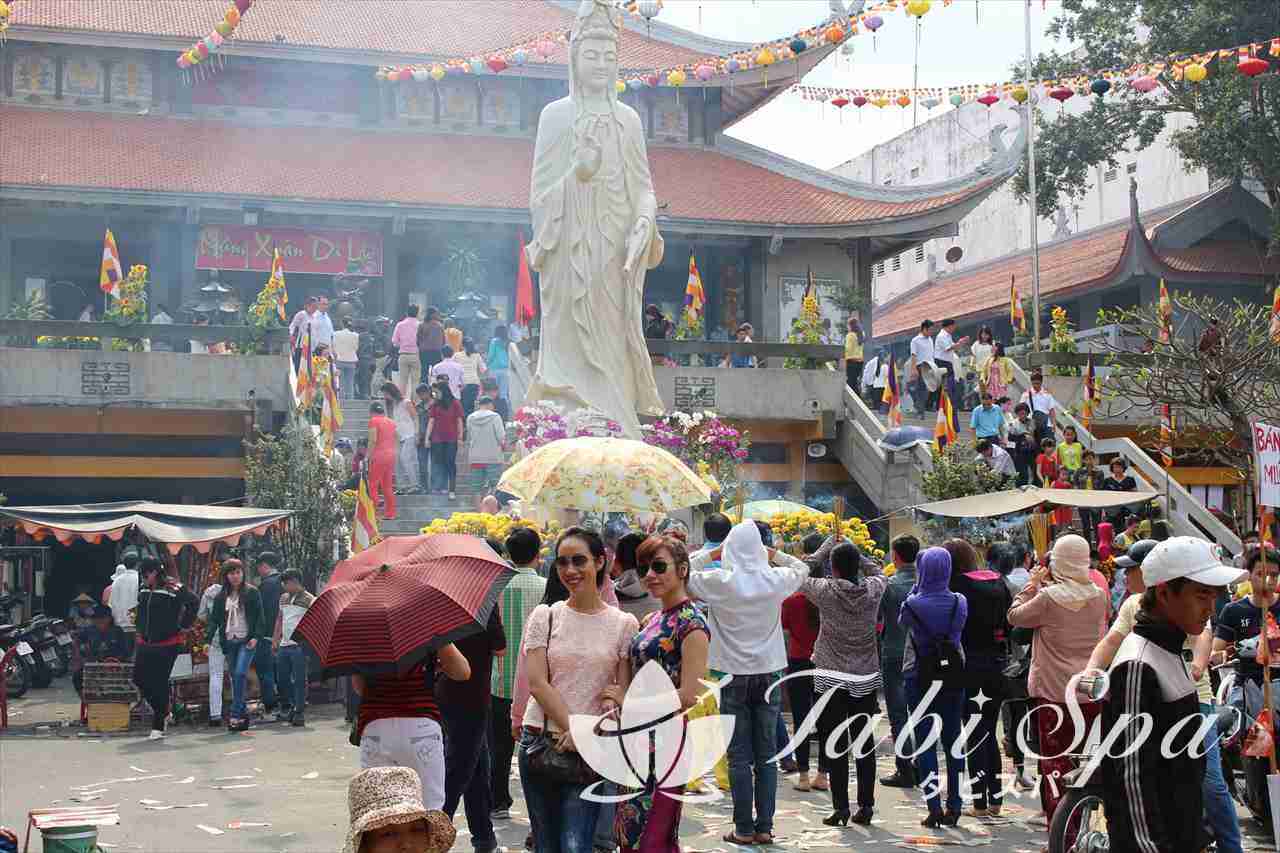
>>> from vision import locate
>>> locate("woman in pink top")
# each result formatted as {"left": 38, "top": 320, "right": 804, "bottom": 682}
{"left": 1007, "top": 534, "right": 1106, "bottom": 822}
{"left": 519, "top": 527, "right": 638, "bottom": 853}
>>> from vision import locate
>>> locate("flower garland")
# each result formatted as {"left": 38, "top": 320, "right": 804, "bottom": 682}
{"left": 732, "top": 509, "right": 884, "bottom": 562}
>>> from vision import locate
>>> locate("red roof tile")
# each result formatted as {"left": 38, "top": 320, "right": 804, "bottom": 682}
{"left": 11, "top": 0, "right": 705, "bottom": 68}
{"left": 874, "top": 220, "right": 1133, "bottom": 338}
{"left": 1160, "top": 241, "right": 1280, "bottom": 276}
{"left": 0, "top": 107, "right": 1001, "bottom": 227}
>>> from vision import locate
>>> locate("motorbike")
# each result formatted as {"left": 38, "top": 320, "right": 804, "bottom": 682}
{"left": 47, "top": 617, "right": 76, "bottom": 673}
{"left": 1047, "top": 744, "right": 1109, "bottom": 853}
{"left": 21, "top": 619, "right": 61, "bottom": 687}
{"left": 1218, "top": 634, "right": 1280, "bottom": 826}
{"left": 0, "top": 625, "right": 35, "bottom": 700}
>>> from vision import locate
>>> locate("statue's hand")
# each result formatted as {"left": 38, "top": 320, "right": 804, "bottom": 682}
{"left": 623, "top": 217, "right": 651, "bottom": 275}
{"left": 575, "top": 137, "right": 603, "bottom": 182}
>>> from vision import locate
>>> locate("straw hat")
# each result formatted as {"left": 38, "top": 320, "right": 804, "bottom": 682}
{"left": 343, "top": 767, "right": 455, "bottom": 853}
{"left": 71, "top": 593, "right": 96, "bottom": 606}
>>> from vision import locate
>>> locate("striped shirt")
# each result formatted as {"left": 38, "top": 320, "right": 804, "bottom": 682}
{"left": 356, "top": 663, "right": 440, "bottom": 737}
{"left": 491, "top": 565, "right": 547, "bottom": 700}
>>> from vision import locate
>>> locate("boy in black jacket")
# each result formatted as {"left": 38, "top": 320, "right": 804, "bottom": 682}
{"left": 1101, "top": 537, "right": 1245, "bottom": 853}
{"left": 132, "top": 556, "right": 198, "bottom": 740}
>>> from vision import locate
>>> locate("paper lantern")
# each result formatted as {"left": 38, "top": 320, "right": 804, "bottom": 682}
{"left": 615, "top": 79, "right": 626, "bottom": 94}
{"left": 642, "top": 72, "right": 658, "bottom": 87}
{"left": 1090, "top": 77, "right": 1110, "bottom": 97}
{"left": 1131, "top": 75, "right": 1157, "bottom": 93}
{"left": 852, "top": 95, "right": 868, "bottom": 108}
{"left": 215, "top": 21, "right": 234, "bottom": 37}
{"left": 375, "top": 68, "right": 388, "bottom": 81}
{"left": 895, "top": 93, "right": 911, "bottom": 108}
{"left": 726, "top": 57, "right": 741, "bottom": 74}
{"left": 195, "top": 41, "right": 210, "bottom": 59}
{"left": 469, "top": 58, "right": 485, "bottom": 75}
{"left": 825, "top": 23, "right": 846, "bottom": 44}
{"left": 627, "top": 77, "right": 643, "bottom": 91}
{"left": 872, "top": 96, "right": 889, "bottom": 108}
{"left": 487, "top": 55, "right": 507, "bottom": 74}
{"left": 976, "top": 91, "right": 999, "bottom": 108}
{"left": 831, "top": 96, "right": 850, "bottom": 109}
{"left": 177, "top": 54, "right": 189, "bottom": 68}
{"left": 695, "top": 63, "right": 714, "bottom": 82}
{"left": 1239, "top": 55, "right": 1268, "bottom": 77}
{"left": 864, "top": 14, "right": 883, "bottom": 31}
{"left": 789, "top": 37, "right": 807, "bottom": 55}
{"left": 233, "top": 0, "right": 252, "bottom": 13}
{"left": 448, "top": 63, "right": 466, "bottom": 76}
{"left": 907, "top": 0, "right": 931, "bottom": 17}
{"left": 923, "top": 96, "right": 941, "bottom": 109}
{"left": 667, "top": 68, "right": 686, "bottom": 88}
{"left": 1184, "top": 63, "right": 1207, "bottom": 83}
{"left": 949, "top": 92, "right": 963, "bottom": 107}
{"left": 511, "top": 49, "right": 528, "bottom": 66}
{"left": 430, "top": 64, "right": 446, "bottom": 82}
{"left": 225, "top": 6, "right": 240, "bottom": 26}
{"left": 412, "top": 66, "right": 429, "bottom": 82}
{"left": 1047, "top": 85, "right": 1072, "bottom": 103}
{"left": 209, "top": 32, "right": 225, "bottom": 48}
{"left": 535, "top": 39, "right": 556, "bottom": 61}
{"left": 637, "top": 0, "right": 661, "bottom": 20}
{"left": 1010, "top": 85, "right": 1028, "bottom": 103}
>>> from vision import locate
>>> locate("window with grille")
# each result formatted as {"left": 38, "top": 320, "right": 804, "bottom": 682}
{"left": 876, "top": 261, "right": 886, "bottom": 276}
{"left": 915, "top": 245, "right": 925, "bottom": 263}
{"left": 1104, "top": 167, "right": 1118, "bottom": 182}
{"left": 892, "top": 255, "right": 902, "bottom": 271}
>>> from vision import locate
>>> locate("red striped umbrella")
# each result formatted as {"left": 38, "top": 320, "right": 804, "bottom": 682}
{"left": 295, "top": 534, "right": 514, "bottom": 676}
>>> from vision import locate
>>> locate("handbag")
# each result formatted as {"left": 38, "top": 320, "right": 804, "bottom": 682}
{"left": 525, "top": 608, "right": 600, "bottom": 786}
{"left": 906, "top": 596, "right": 965, "bottom": 687}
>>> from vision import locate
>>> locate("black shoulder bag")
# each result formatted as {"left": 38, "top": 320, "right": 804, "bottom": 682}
{"left": 525, "top": 608, "right": 600, "bottom": 786}
{"left": 906, "top": 596, "right": 965, "bottom": 688}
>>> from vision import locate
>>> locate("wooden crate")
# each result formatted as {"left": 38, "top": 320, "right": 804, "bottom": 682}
{"left": 87, "top": 702, "right": 132, "bottom": 733}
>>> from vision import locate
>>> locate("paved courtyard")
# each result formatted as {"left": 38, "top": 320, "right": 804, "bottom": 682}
{"left": 0, "top": 701, "right": 1274, "bottom": 853}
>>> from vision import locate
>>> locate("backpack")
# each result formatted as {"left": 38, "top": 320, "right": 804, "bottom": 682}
{"left": 905, "top": 596, "right": 965, "bottom": 688}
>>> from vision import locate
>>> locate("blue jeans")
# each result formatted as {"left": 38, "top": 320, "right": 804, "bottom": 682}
{"left": 518, "top": 731, "right": 601, "bottom": 853}
{"left": 591, "top": 783, "right": 616, "bottom": 852}
{"left": 225, "top": 640, "right": 255, "bottom": 720}
{"left": 881, "top": 655, "right": 914, "bottom": 776}
{"left": 905, "top": 671, "right": 966, "bottom": 815}
{"left": 444, "top": 705, "right": 496, "bottom": 852}
{"left": 253, "top": 639, "right": 278, "bottom": 709}
{"left": 720, "top": 672, "right": 782, "bottom": 837}
{"left": 338, "top": 362, "right": 356, "bottom": 399}
{"left": 276, "top": 645, "right": 307, "bottom": 716}
{"left": 774, "top": 713, "right": 791, "bottom": 763}
{"left": 1201, "top": 701, "right": 1242, "bottom": 853}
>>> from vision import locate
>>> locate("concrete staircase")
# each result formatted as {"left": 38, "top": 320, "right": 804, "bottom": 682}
{"left": 338, "top": 400, "right": 479, "bottom": 536}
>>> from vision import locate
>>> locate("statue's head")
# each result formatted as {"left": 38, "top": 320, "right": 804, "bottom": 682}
{"left": 570, "top": 0, "right": 620, "bottom": 99}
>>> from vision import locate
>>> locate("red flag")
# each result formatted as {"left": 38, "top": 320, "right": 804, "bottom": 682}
{"left": 514, "top": 229, "right": 536, "bottom": 330}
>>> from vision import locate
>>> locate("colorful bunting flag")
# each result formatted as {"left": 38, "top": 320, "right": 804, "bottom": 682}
{"left": 883, "top": 353, "right": 902, "bottom": 427}
{"left": 934, "top": 389, "right": 958, "bottom": 452}
{"left": 99, "top": 229, "right": 124, "bottom": 299}
{"left": 351, "top": 470, "right": 380, "bottom": 554}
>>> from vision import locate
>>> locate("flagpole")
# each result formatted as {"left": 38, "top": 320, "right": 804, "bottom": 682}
{"left": 1024, "top": 0, "right": 1043, "bottom": 352}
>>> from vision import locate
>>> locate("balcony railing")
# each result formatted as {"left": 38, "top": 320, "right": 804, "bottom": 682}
{"left": 0, "top": 319, "right": 290, "bottom": 352}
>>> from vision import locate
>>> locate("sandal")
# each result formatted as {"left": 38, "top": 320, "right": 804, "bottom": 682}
{"left": 753, "top": 833, "right": 775, "bottom": 845}
{"left": 722, "top": 832, "right": 756, "bottom": 846}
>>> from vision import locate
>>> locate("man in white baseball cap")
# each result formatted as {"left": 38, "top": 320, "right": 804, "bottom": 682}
{"left": 1100, "top": 536, "right": 1246, "bottom": 853}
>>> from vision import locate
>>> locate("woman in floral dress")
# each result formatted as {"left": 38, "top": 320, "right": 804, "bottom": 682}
{"left": 604, "top": 534, "right": 710, "bottom": 853}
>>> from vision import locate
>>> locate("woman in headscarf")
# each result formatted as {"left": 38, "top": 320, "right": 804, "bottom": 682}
{"left": 898, "top": 547, "right": 968, "bottom": 827}
{"left": 1007, "top": 534, "right": 1108, "bottom": 822}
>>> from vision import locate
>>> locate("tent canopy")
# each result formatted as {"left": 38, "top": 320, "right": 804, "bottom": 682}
{"left": 0, "top": 501, "right": 292, "bottom": 554}
{"left": 914, "top": 487, "right": 1158, "bottom": 519}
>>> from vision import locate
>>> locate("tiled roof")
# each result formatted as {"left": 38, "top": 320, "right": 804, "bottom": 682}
{"left": 11, "top": 0, "right": 705, "bottom": 68}
{"left": 874, "top": 220, "right": 1134, "bottom": 338}
{"left": 1160, "top": 241, "right": 1280, "bottom": 276}
{"left": 0, "top": 107, "right": 1003, "bottom": 227}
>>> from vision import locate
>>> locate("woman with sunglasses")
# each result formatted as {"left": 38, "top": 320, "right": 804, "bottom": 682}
{"left": 799, "top": 541, "right": 887, "bottom": 827}
{"left": 603, "top": 535, "right": 710, "bottom": 853}
{"left": 520, "top": 527, "right": 639, "bottom": 853}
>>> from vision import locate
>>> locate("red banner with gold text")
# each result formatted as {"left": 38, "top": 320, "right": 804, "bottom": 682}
{"left": 196, "top": 225, "right": 383, "bottom": 276}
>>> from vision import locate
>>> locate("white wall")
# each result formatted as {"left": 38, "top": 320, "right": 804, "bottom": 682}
{"left": 832, "top": 97, "right": 1212, "bottom": 305}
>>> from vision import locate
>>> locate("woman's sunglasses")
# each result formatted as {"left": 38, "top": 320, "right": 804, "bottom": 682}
{"left": 637, "top": 560, "right": 675, "bottom": 577}
{"left": 554, "top": 554, "right": 592, "bottom": 569}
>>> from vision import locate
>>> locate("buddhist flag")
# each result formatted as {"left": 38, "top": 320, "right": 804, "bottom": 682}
{"left": 1081, "top": 354, "right": 1096, "bottom": 431}
{"left": 684, "top": 251, "right": 706, "bottom": 319}
{"left": 1159, "top": 403, "right": 1174, "bottom": 469}
{"left": 934, "top": 389, "right": 958, "bottom": 452}
{"left": 271, "top": 249, "right": 288, "bottom": 322}
{"left": 296, "top": 325, "right": 314, "bottom": 408}
{"left": 351, "top": 471, "right": 380, "bottom": 554}
{"left": 99, "top": 229, "right": 124, "bottom": 298}
{"left": 1158, "top": 278, "right": 1173, "bottom": 343}
{"left": 514, "top": 229, "right": 536, "bottom": 331}
{"left": 320, "top": 358, "right": 344, "bottom": 453}
{"left": 1010, "top": 275, "right": 1026, "bottom": 333}
{"left": 883, "top": 353, "right": 902, "bottom": 427}
{"left": 1270, "top": 280, "right": 1280, "bottom": 344}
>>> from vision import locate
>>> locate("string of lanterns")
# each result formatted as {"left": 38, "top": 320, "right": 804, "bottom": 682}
{"left": 374, "top": 0, "right": 953, "bottom": 89}
{"left": 175, "top": 0, "right": 256, "bottom": 81}
{"left": 791, "top": 36, "right": 1280, "bottom": 112}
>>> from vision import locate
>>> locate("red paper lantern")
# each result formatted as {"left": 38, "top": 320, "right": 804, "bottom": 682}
{"left": 644, "top": 72, "right": 660, "bottom": 87}
{"left": 895, "top": 93, "right": 911, "bottom": 108}
{"left": 234, "top": 0, "right": 252, "bottom": 13}
{"left": 824, "top": 23, "right": 846, "bottom": 44}
{"left": 195, "top": 41, "right": 210, "bottom": 59}
{"left": 1049, "top": 85, "right": 1073, "bottom": 103}
{"left": 487, "top": 55, "right": 508, "bottom": 74}
{"left": 831, "top": 96, "right": 850, "bottom": 109}
{"left": 1239, "top": 55, "right": 1269, "bottom": 77}
{"left": 976, "top": 91, "right": 999, "bottom": 108}
{"left": 852, "top": 95, "right": 868, "bottom": 108}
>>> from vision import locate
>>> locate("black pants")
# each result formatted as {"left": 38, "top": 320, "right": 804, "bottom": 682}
{"left": 845, "top": 360, "right": 862, "bottom": 394}
{"left": 462, "top": 383, "right": 481, "bottom": 417}
{"left": 132, "top": 643, "right": 181, "bottom": 732}
{"left": 490, "top": 696, "right": 516, "bottom": 811}
{"left": 784, "top": 659, "right": 825, "bottom": 774}
{"left": 1079, "top": 509, "right": 1099, "bottom": 545}
{"left": 420, "top": 349, "right": 443, "bottom": 378}
{"left": 431, "top": 441, "right": 458, "bottom": 492}
{"left": 965, "top": 654, "right": 1007, "bottom": 809}
{"left": 444, "top": 703, "right": 497, "bottom": 851}
{"left": 1002, "top": 696, "right": 1036, "bottom": 771}
{"left": 816, "top": 689, "right": 878, "bottom": 813}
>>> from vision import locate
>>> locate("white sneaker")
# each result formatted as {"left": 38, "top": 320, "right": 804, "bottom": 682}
{"left": 1015, "top": 771, "right": 1036, "bottom": 791}
{"left": 147, "top": 729, "right": 165, "bottom": 741}
{"left": 448, "top": 491, "right": 456, "bottom": 500}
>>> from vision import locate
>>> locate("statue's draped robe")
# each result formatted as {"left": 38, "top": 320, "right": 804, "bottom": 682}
{"left": 525, "top": 98, "right": 665, "bottom": 437}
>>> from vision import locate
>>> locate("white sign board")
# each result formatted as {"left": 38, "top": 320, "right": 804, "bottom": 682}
{"left": 1253, "top": 420, "right": 1280, "bottom": 508}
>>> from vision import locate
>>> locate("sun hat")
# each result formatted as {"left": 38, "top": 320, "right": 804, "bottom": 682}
{"left": 1142, "top": 536, "right": 1247, "bottom": 589}
{"left": 343, "top": 767, "right": 455, "bottom": 853}
{"left": 71, "top": 593, "right": 96, "bottom": 605}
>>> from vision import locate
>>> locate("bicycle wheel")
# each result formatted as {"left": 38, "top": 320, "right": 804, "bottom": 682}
{"left": 1048, "top": 788, "right": 1109, "bottom": 853}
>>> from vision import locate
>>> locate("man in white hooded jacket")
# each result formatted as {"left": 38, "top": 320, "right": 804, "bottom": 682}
{"left": 104, "top": 552, "right": 140, "bottom": 656}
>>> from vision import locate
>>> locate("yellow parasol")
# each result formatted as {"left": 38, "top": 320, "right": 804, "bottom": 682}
{"left": 496, "top": 437, "right": 712, "bottom": 513}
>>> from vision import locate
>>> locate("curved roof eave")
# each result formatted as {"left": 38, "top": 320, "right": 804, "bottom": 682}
{"left": 544, "top": 0, "right": 753, "bottom": 54}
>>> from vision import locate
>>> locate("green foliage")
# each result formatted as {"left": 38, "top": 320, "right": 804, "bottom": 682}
{"left": 920, "top": 439, "right": 1009, "bottom": 502}
{"left": 243, "top": 416, "right": 347, "bottom": 589}
{"left": 1048, "top": 305, "right": 1081, "bottom": 376}
{"left": 4, "top": 290, "right": 52, "bottom": 347}
{"left": 1016, "top": 0, "right": 1280, "bottom": 250}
